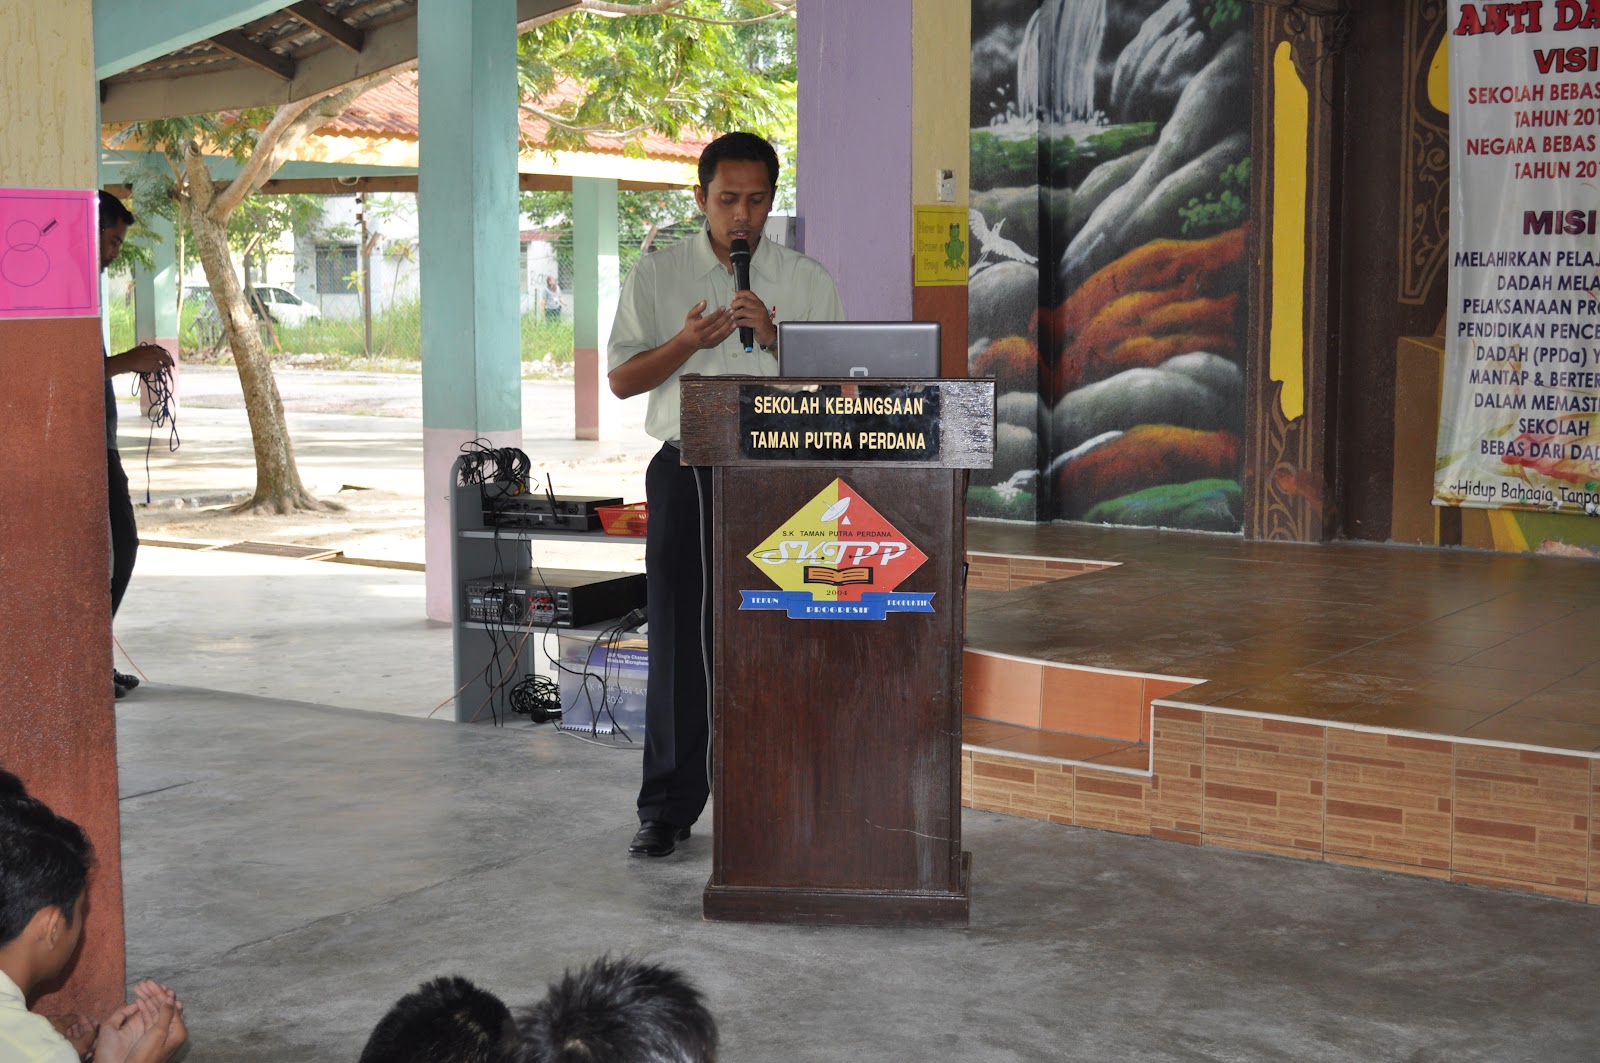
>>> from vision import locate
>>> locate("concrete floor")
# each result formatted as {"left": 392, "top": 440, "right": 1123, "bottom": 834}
{"left": 112, "top": 564, "right": 1600, "bottom": 1061}
{"left": 105, "top": 375, "right": 1600, "bottom": 1059}
{"left": 115, "top": 547, "right": 455, "bottom": 716}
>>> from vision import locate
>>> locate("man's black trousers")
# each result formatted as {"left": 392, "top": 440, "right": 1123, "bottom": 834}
{"left": 636, "top": 442, "right": 713, "bottom": 828}
{"left": 108, "top": 449, "right": 138, "bottom": 616}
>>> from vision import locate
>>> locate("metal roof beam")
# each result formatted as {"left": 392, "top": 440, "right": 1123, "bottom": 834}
{"left": 99, "top": 0, "right": 573, "bottom": 122}
{"left": 209, "top": 27, "right": 297, "bottom": 81}
{"left": 287, "top": 2, "right": 365, "bottom": 54}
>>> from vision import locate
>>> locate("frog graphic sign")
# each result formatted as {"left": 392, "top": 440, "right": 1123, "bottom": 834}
{"left": 740, "top": 478, "right": 933, "bottom": 620}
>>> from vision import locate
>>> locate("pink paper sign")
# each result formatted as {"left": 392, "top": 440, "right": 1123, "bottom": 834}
{"left": 0, "top": 188, "right": 99, "bottom": 319}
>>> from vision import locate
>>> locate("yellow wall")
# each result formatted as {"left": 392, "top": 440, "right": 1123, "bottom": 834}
{"left": 912, "top": 0, "right": 970, "bottom": 209}
{"left": 0, "top": 0, "right": 97, "bottom": 185}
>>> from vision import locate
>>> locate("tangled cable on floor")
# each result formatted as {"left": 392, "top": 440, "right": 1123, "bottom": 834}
{"left": 510, "top": 673, "right": 562, "bottom": 722}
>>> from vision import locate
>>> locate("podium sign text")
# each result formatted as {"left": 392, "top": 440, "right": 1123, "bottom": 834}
{"left": 739, "top": 382, "right": 941, "bottom": 462}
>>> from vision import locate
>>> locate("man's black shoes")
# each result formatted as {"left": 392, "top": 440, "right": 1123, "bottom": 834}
{"left": 114, "top": 670, "right": 140, "bottom": 699}
{"left": 629, "top": 820, "right": 690, "bottom": 857}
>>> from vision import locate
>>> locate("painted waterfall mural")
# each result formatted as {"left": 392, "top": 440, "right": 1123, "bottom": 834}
{"left": 968, "top": 0, "right": 1252, "bottom": 530}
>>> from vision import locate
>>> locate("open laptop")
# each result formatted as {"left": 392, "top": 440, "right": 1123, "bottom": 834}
{"left": 777, "top": 321, "right": 941, "bottom": 378}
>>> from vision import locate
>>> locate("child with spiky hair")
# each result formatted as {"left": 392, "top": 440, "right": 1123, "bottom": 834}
{"left": 517, "top": 956, "right": 717, "bottom": 1063}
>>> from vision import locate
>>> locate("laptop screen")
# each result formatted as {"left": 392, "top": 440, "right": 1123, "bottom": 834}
{"left": 777, "top": 321, "right": 941, "bottom": 378}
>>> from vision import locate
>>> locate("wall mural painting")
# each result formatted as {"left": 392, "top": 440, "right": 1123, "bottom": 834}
{"left": 968, "top": 0, "right": 1253, "bottom": 531}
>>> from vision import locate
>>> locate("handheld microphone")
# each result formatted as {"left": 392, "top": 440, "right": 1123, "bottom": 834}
{"left": 730, "top": 237, "right": 753, "bottom": 352}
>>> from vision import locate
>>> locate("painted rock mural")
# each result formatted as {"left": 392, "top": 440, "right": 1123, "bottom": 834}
{"left": 968, "top": 0, "right": 1252, "bottom": 531}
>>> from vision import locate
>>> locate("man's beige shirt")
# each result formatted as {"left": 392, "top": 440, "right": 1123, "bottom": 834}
{"left": 608, "top": 230, "right": 845, "bottom": 442}
{"left": 0, "top": 969, "right": 78, "bottom": 1063}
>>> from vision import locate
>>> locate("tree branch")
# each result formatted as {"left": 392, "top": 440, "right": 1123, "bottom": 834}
{"left": 521, "top": 0, "right": 793, "bottom": 29}
{"left": 214, "top": 72, "right": 395, "bottom": 218}
{"left": 212, "top": 97, "right": 321, "bottom": 218}
{"left": 184, "top": 141, "right": 217, "bottom": 215}
{"left": 520, "top": 103, "right": 649, "bottom": 142}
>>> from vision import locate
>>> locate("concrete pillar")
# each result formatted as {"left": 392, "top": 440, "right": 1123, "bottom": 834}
{"left": 796, "top": 0, "right": 914, "bottom": 319}
{"left": 0, "top": 0, "right": 127, "bottom": 1021}
{"left": 418, "top": 0, "right": 521, "bottom": 620}
{"left": 911, "top": 0, "right": 971, "bottom": 376}
{"left": 572, "top": 175, "right": 620, "bottom": 440}
{"left": 133, "top": 210, "right": 181, "bottom": 414}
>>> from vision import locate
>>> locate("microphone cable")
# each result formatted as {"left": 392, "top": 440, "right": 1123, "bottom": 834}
{"left": 134, "top": 367, "right": 179, "bottom": 504}
{"left": 457, "top": 438, "right": 530, "bottom": 489}
{"left": 509, "top": 672, "right": 562, "bottom": 722}
{"left": 693, "top": 463, "right": 714, "bottom": 792}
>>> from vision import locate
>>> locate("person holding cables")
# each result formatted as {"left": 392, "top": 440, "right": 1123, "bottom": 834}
{"left": 606, "top": 132, "right": 844, "bottom": 857}
{"left": 98, "top": 191, "right": 174, "bottom": 699}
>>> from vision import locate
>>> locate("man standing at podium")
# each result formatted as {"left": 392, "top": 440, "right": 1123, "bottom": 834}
{"left": 607, "top": 132, "right": 844, "bottom": 858}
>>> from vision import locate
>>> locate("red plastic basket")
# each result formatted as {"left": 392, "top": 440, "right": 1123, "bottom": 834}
{"left": 598, "top": 502, "right": 648, "bottom": 537}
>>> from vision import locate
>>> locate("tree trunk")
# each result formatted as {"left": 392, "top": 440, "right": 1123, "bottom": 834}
{"left": 146, "top": 76, "right": 386, "bottom": 516}
{"left": 185, "top": 204, "right": 334, "bottom": 514}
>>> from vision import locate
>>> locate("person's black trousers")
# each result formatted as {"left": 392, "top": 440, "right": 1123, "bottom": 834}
{"left": 636, "top": 442, "right": 714, "bottom": 828}
{"left": 108, "top": 449, "right": 138, "bottom": 616}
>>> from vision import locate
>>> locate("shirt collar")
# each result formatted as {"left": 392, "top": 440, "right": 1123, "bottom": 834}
{"left": 688, "top": 229, "right": 777, "bottom": 282}
{"left": 688, "top": 230, "right": 724, "bottom": 279}
{"left": 0, "top": 968, "right": 23, "bottom": 1003}
{"left": 749, "top": 234, "right": 780, "bottom": 283}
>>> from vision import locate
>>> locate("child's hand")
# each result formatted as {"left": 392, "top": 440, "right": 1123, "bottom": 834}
{"left": 47, "top": 1013, "right": 99, "bottom": 1059}
{"left": 94, "top": 981, "right": 187, "bottom": 1063}
{"left": 92, "top": 1001, "right": 150, "bottom": 1063}
{"left": 132, "top": 981, "right": 186, "bottom": 1060}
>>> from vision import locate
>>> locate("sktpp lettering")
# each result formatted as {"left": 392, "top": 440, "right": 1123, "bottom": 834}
{"left": 753, "top": 539, "right": 912, "bottom": 567}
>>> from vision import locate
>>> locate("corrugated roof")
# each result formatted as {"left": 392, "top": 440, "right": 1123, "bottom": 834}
{"left": 322, "top": 72, "right": 712, "bottom": 163}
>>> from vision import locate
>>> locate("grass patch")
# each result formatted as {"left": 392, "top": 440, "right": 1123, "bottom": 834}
{"left": 174, "top": 295, "right": 577, "bottom": 375}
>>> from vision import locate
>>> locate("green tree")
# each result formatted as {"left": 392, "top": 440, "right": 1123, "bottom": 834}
{"left": 112, "top": 78, "right": 387, "bottom": 514}
{"left": 517, "top": 1, "right": 800, "bottom": 266}
{"left": 107, "top": 0, "right": 798, "bottom": 516}
{"left": 518, "top": 1, "right": 796, "bottom": 153}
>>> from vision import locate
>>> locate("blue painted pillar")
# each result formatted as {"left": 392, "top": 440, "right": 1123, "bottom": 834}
{"left": 796, "top": 0, "right": 914, "bottom": 319}
{"left": 572, "top": 175, "right": 620, "bottom": 439}
{"left": 418, "top": 0, "right": 521, "bottom": 619}
{"left": 132, "top": 211, "right": 180, "bottom": 414}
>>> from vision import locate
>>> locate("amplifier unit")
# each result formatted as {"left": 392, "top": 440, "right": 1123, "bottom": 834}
{"left": 482, "top": 488, "right": 624, "bottom": 531}
{"left": 463, "top": 568, "right": 645, "bottom": 629}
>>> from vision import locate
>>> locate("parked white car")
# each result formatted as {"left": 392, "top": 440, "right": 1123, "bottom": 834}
{"left": 184, "top": 284, "right": 322, "bottom": 327}
{"left": 254, "top": 285, "right": 321, "bottom": 326}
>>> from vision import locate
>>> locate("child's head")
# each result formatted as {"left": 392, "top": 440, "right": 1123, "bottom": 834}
{"left": 359, "top": 976, "right": 518, "bottom": 1063}
{"left": 517, "top": 955, "right": 718, "bottom": 1063}
{"left": 0, "top": 770, "right": 94, "bottom": 984}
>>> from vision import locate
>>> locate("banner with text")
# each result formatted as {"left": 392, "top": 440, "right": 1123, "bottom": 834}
{"left": 1436, "top": 1, "right": 1600, "bottom": 516}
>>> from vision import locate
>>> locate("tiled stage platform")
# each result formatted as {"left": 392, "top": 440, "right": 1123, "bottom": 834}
{"left": 959, "top": 523, "right": 1600, "bottom": 904}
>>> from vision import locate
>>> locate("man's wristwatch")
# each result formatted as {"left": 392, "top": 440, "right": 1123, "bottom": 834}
{"left": 759, "top": 339, "right": 777, "bottom": 354}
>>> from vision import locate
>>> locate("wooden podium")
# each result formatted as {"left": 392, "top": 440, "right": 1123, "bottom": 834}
{"left": 679, "top": 376, "right": 994, "bottom": 927}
